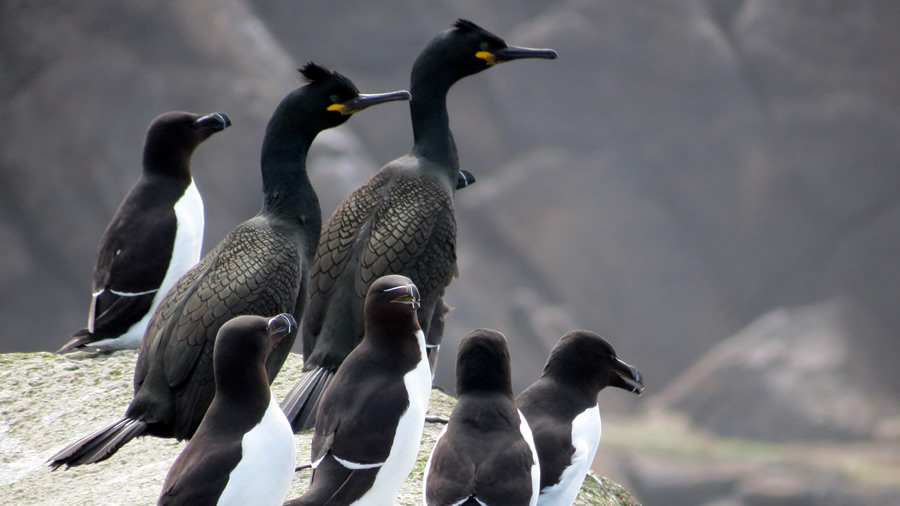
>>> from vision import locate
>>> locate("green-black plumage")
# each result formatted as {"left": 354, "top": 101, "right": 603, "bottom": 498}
{"left": 283, "top": 20, "right": 557, "bottom": 432}
{"left": 47, "top": 64, "right": 410, "bottom": 469}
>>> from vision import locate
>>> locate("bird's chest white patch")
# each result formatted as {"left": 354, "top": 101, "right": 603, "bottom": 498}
{"left": 537, "top": 405, "right": 601, "bottom": 505}
{"left": 518, "top": 409, "right": 541, "bottom": 506}
{"left": 89, "top": 181, "right": 204, "bottom": 350}
{"left": 217, "top": 394, "right": 296, "bottom": 506}
{"left": 168, "top": 179, "right": 205, "bottom": 287}
{"left": 351, "top": 329, "right": 432, "bottom": 505}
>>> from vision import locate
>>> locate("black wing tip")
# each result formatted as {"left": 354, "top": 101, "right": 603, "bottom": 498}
{"left": 56, "top": 329, "right": 93, "bottom": 354}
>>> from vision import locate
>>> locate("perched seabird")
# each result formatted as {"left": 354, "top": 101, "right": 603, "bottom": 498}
{"left": 285, "top": 275, "right": 431, "bottom": 506}
{"left": 58, "top": 111, "right": 231, "bottom": 353}
{"left": 516, "top": 331, "right": 644, "bottom": 505}
{"left": 423, "top": 328, "right": 540, "bottom": 506}
{"left": 284, "top": 19, "right": 557, "bottom": 431}
{"left": 47, "top": 64, "right": 410, "bottom": 469}
{"left": 157, "top": 314, "right": 297, "bottom": 506}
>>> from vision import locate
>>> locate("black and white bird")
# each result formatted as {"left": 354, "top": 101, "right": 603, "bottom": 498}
{"left": 516, "top": 331, "right": 644, "bottom": 505}
{"left": 285, "top": 275, "right": 431, "bottom": 506}
{"left": 157, "top": 314, "right": 297, "bottom": 506}
{"left": 58, "top": 111, "right": 231, "bottom": 353}
{"left": 48, "top": 64, "right": 410, "bottom": 469}
{"left": 423, "top": 328, "right": 540, "bottom": 506}
{"left": 284, "top": 19, "right": 557, "bottom": 431}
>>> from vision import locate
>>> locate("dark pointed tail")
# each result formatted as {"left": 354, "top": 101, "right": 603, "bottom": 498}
{"left": 280, "top": 367, "right": 334, "bottom": 433}
{"left": 56, "top": 329, "right": 94, "bottom": 354}
{"left": 48, "top": 418, "right": 147, "bottom": 469}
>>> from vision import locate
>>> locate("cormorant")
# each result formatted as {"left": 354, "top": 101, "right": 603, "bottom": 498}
{"left": 283, "top": 19, "right": 557, "bottom": 431}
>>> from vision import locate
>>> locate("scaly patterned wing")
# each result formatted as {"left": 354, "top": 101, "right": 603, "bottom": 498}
{"left": 303, "top": 171, "right": 391, "bottom": 351}
{"left": 138, "top": 218, "right": 302, "bottom": 438}
{"left": 356, "top": 176, "right": 457, "bottom": 332}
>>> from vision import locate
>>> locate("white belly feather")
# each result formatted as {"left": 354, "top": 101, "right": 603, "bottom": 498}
{"left": 217, "top": 393, "right": 296, "bottom": 506}
{"left": 537, "top": 405, "right": 601, "bottom": 505}
{"left": 91, "top": 180, "right": 204, "bottom": 349}
{"left": 350, "top": 329, "right": 432, "bottom": 505}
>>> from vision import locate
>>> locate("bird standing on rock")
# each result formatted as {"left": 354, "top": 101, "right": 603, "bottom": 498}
{"left": 285, "top": 275, "right": 431, "bottom": 506}
{"left": 283, "top": 19, "right": 558, "bottom": 432}
{"left": 157, "top": 314, "right": 297, "bottom": 506}
{"left": 48, "top": 64, "right": 410, "bottom": 469}
{"left": 423, "top": 328, "right": 541, "bottom": 506}
{"left": 58, "top": 111, "right": 231, "bottom": 353}
{"left": 516, "top": 330, "right": 644, "bottom": 505}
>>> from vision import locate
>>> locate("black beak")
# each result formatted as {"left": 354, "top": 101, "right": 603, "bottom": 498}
{"left": 334, "top": 90, "right": 411, "bottom": 115}
{"left": 493, "top": 45, "right": 558, "bottom": 63}
{"left": 194, "top": 112, "right": 232, "bottom": 131}
{"left": 267, "top": 313, "right": 297, "bottom": 344}
{"left": 609, "top": 357, "right": 644, "bottom": 395}
{"left": 385, "top": 283, "right": 422, "bottom": 311}
{"left": 456, "top": 169, "right": 476, "bottom": 190}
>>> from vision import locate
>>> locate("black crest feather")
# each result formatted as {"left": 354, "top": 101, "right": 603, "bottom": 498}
{"left": 298, "top": 62, "right": 333, "bottom": 84}
{"left": 453, "top": 19, "right": 483, "bottom": 32}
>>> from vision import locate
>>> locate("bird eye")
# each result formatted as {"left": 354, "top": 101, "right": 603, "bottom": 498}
{"left": 479, "top": 42, "right": 489, "bottom": 51}
{"left": 329, "top": 94, "right": 339, "bottom": 103}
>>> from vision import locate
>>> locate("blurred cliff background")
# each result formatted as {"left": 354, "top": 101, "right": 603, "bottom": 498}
{"left": 2, "top": 1, "right": 899, "bottom": 504}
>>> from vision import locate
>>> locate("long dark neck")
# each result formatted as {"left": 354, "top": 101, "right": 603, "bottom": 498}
{"left": 409, "top": 61, "right": 460, "bottom": 177}
{"left": 259, "top": 126, "right": 322, "bottom": 234}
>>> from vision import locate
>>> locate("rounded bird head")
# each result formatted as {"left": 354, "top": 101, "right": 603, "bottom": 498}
{"left": 143, "top": 111, "right": 231, "bottom": 176}
{"left": 268, "top": 62, "right": 410, "bottom": 135}
{"left": 212, "top": 314, "right": 296, "bottom": 381}
{"left": 364, "top": 275, "right": 422, "bottom": 333}
{"left": 455, "top": 328, "right": 514, "bottom": 397}
{"left": 543, "top": 330, "right": 645, "bottom": 400}
{"left": 412, "top": 19, "right": 557, "bottom": 84}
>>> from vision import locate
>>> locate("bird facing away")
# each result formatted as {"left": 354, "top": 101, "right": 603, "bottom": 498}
{"left": 58, "top": 111, "right": 231, "bottom": 353}
{"left": 283, "top": 19, "right": 558, "bottom": 432}
{"left": 285, "top": 275, "right": 431, "bottom": 506}
{"left": 157, "top": 314, "right": 297, "bottom": 506}
{"left": 423, "top": 328, "right": 541, "bottom": 506}
{"left": 516, "top": 331, "right": 644, "bottom": 505}
{"left": 47, "top": 63, "right": 410, "bottom": 469}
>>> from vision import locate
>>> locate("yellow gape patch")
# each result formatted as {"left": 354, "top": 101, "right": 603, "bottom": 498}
{"left": 327, "top": 103, "right": 351, "bottom": 115}
{"left": 475, "top": 51, "right": 498, "bottom": 66}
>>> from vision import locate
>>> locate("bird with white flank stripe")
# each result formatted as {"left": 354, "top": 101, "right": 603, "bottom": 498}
{"left": 285, "top": 275, "right": 431, "bottom": 506}
{"left": 58, "top": 111, "right": 231, "bottom": 353}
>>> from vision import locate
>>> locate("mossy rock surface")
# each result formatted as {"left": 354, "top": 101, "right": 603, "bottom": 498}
{"left": 0, "top": 351, "right": 639, "bottom": 505}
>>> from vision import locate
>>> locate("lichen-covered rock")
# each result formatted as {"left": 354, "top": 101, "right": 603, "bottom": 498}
{"left": 0, "top": 351, "right": 639, "bottom": 505}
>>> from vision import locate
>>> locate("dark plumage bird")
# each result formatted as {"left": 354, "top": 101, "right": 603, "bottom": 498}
{"left": 48, "top": 63, "right": 410, "bottom": 469}
{"left": 284, "top": 19, "right": 557, "bottom": 431}
{"left": 516, "top": 331, "right": 644, "bottom": 505}
{"left": 455, "top": 169, "right": 475, "bottom": 190}
{"left": 285, "top": 275, "right": 431, "bottom": 506}
{"left": 58, "top": 111, "right": 231, "bottom": 354}
{"left": 423, "top": 328, "right": 540, "bottom": 506}
{"left": 157, "top": 314, "right": 297, "bottom": 506}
